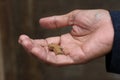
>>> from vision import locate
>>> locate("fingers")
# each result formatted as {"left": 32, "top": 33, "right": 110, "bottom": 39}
{"left": 18, "top": 34, "right": 33, "bottom": 51}
{"left": 18, "top": 34, "right": 74, "bottom": 65}
{"left": 45, "top": 36, "right": 60, "bottom": 44}
{"left": 18, "top": 34, "right": 48, "bottom": 61}
{"left": 39, "top": 10, "right": 80, "bottom": 29}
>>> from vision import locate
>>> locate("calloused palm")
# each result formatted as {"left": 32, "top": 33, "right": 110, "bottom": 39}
{"left": 18, "top": 9, "right": 114, "bottom": 65}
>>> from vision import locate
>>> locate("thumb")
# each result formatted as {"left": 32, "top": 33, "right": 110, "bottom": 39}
{"left": 39, "top": 10, "right": 80, "bottom": 29}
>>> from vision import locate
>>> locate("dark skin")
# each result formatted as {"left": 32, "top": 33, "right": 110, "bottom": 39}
{"left": 18, "top": 9, "right": 114, "bottom": 66}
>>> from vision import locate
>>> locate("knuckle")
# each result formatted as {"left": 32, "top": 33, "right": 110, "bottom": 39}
{"left": 68, "top": 9, "right": 81, "bottom": 25}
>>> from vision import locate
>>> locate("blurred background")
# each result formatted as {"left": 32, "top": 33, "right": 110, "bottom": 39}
{"left": 0, "top": 0, "right": 120, "bottom": 80}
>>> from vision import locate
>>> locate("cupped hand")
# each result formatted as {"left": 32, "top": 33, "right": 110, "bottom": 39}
{"left": 18, "top": 9, "right": 114, "bottom": 65}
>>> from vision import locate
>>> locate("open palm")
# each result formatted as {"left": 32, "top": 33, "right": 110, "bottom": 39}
{"left": 19, "top": 9, "right": 114, "bottom": 65}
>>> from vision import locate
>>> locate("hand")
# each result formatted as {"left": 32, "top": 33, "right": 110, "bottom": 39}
{"left": 18, "top": 9, "right": 114, "bottom": 65}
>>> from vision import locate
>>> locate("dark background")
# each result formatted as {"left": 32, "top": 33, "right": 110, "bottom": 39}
{"left": 0, "top": 0, "right": 120, "bottom": 80}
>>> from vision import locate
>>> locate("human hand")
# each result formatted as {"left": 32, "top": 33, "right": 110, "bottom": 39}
{"left": 18, "top": 9, "right": 114, "bottom": 65}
